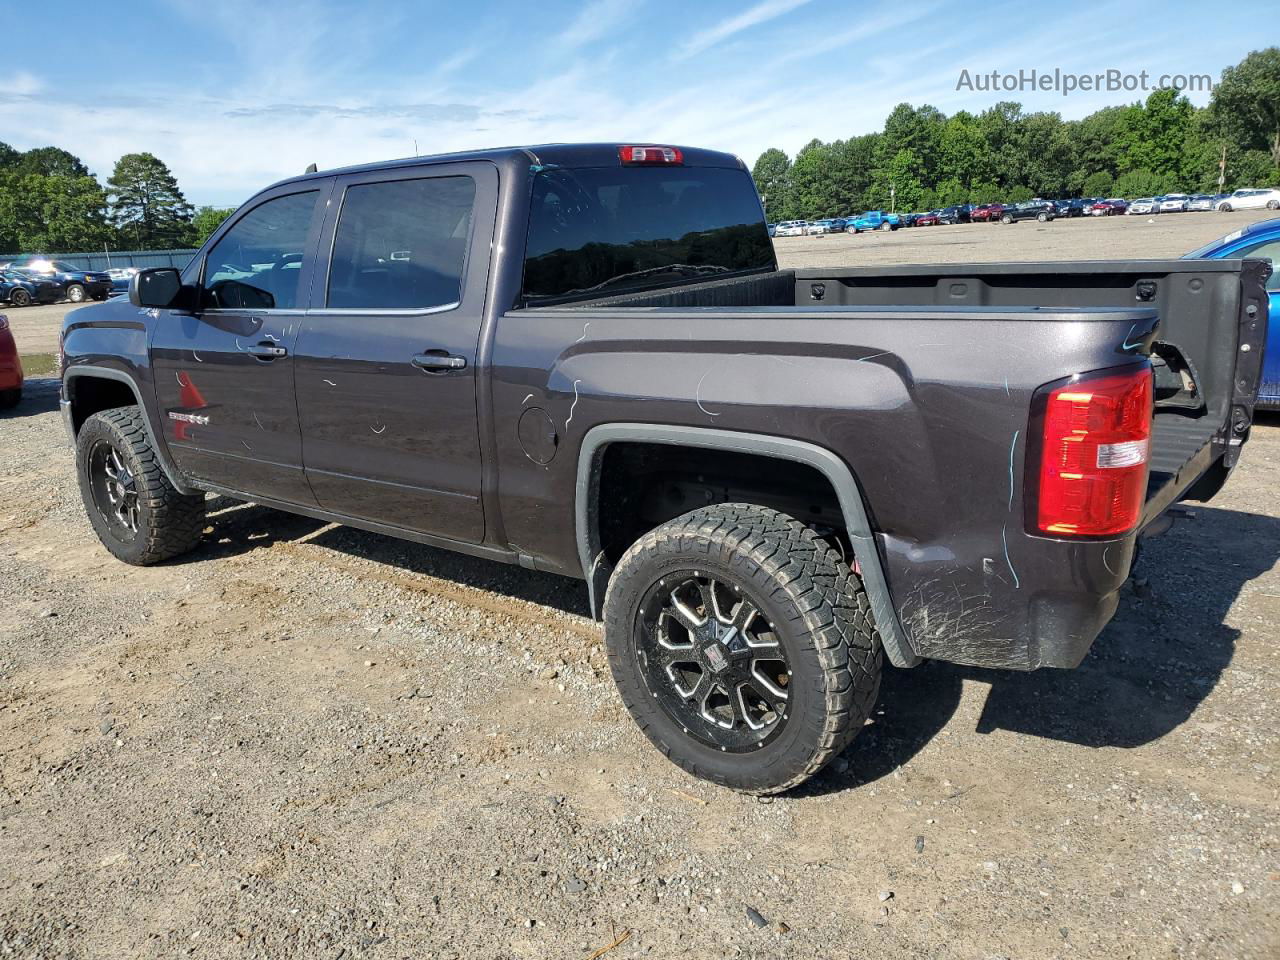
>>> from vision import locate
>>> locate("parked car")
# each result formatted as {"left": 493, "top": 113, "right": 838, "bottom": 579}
{"left": 1187, "top": 194, "right": 1220, "bottom": 212}
{"left": 0, "top": 314, "right": 21, "bottom": 408}
{"left": 3, "top": 257, "right": 112, "bottom": 302}
{"left": 915, "top": 210, "right": 941, "bottom": 226}
{"left": 108, "top": 267, "right": 139, "bottom": 296}
{"left": 898, "top": 212, "right": 920, "bottom": 227}
{"left": 970, "top": 204, "right": 994, "bottom": 222}
{"left": 998, "top": 201, "right": 1056, "bottom": 223}
{"left": 60, "top": 140, "right": 1266, "bottom": 794}
{"left": 811, "top": 219, "right": 843, "bottom": 234}
{"left": 849, "top": 210, "right": 900, "bottom": 232}
{"left": 1058, "top": 198, "right": 1091, "bottom": 217}
{"left": 1090, "top": 198, "right": 1128, "bottom": 216}
{"left": 938, "top": 204, "right": 972, "bottom": 224}
{"left": 1184, "top": 217, "right": 1280, "bottom": 410}
{"left": 1159, "top": 194, "right": 1190, "bottom": 213}
{"left": 0, "top": 269, "right": 63, "bottom": 306}
{"left": 1216, "top": 188, "right": 1280, "bottom": 212}
{"left": 773, "top": 220, "right": 806, "bottom": 237}
{"left": 805, "top": 221, "right": 828, "bottom": 235}
{"left": 1127, "top": 198, "right": 1160, "bottom": 215}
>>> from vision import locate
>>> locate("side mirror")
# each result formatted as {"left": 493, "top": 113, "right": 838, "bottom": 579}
{"left": 129, "top": 267, "right": 183, "bottom": 309}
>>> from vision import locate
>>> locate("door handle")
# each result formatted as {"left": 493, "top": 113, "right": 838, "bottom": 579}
{"left": 412, "top": 352, "right": 467, "bottom": 371}
{"left": 246, "top": 342, "right": 288, "bottom": 360}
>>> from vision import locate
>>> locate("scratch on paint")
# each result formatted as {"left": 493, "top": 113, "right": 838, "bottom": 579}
{"left": 371, "top": 424, "right": 386, "bottom": 435}
{"left": 1102, "top": 546, "right": 1116, "bottom": 576}
{"left": 695, "top": 368, "right": 721, "bottom": 418}
{"left": 522, "top": 393, "right": 535, "bottom": 404}
{"left": 565, "top": 379, "right": 582, "bottom": 429}
{"left": 241, "top": 440, "right": 252, "bottom": 451}
{"left": 1001, "top": 524, "right": 1020, "bottom": 589}
{"left": 1003, "top": 376, "right": 1010, "bottom": 397}
{"left": 857, "top": 351, "right": 892, "bottom": 363}
{"left": 264, "top": 333, "right": 281, "bottom": 342}
{"left": 192, "top": 349, "right": 203, "bottom": 363}
{"left": 253, "top": 412, "right": 265, "bottom": 431}
{"left": 235, "top": 338, "right": 244, "bottom": 352}
{"left": 322, "top": 379, "right": 337, "bottom": 386}
{"left": 1121, "top": 322, "right": 1144, "bottom": 351}
{"left": 576, "top": 321, "right": 591, "bottom": 343}
{"left": 1007, "top": 429, "right": 1020, "bottom": 510}
{"left": 174, "top": 372, "right": 183, "bottom": 386}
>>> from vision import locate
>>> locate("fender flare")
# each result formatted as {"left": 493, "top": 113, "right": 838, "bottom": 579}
{"left": 574, "top": 423, "right": 919, "bottom": 668}
{"left": 62, "top": 366, "right": 197, "bottom": 495}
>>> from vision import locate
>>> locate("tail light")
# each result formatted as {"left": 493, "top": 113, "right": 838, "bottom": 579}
{"left": 1033, "top": 365, "right": 1153, "bottom": 537}
{"left": 619, "top": 145, "right": 683, "bottom": 166}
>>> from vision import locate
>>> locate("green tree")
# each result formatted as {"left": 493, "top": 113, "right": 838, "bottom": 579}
{"left": 751, "top": 148, "right": 792, "bottom": 221}
{"left": 1114, "top": 89, "right": 1196, "bottom": 186}
{"left": 878, "top": 103, "right": 945, "bottom": 183}
{"left": 1115, "top": 169, "right": 1168, "bottom": 197}
{"left": 16, "top": 146, "right": 91, "bottom": 178}
{"left": 189, "top": 205, "right": 237, "bottom": 246}
{"left": 938, "top": 111, "right": 992, "bottom": 190}
{"left": 0, "top": 142, "right": 19, "bottom": 170}
{"left": 1005, "top": 185, "right": 1034, "bottom": 203}
{"left": 1082, "top": 171, "right": 1115, "bottom": 197}
{"left": 107, "top": 153, "right": 194, "bottom": 248}
{"left": 869, "top": 148, "right": 925, "bottom": 212}
{"left": 1209, "top": 47, "right": 1280, "bottom": 166}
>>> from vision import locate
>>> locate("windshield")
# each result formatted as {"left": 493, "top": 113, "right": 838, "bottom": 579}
{"left": 521, "top": 165, "right": 774, "bottom": 303}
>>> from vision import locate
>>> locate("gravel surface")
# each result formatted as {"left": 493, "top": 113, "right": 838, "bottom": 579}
{"left": 2, "top": 214, "right": 1278, "bottom": 958}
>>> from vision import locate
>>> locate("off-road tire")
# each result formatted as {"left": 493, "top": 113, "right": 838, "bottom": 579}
{"left": 76, "top": 406, "right": 205, "bottom": 565}
{"left": 603, "top": 503, "right": 882, "bottom": 794}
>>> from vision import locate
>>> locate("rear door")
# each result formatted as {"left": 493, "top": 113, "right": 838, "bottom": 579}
{"left": 293, "top": 162, "right": 497, "bottom": 542}
{"left": 151, "top": 184, "right": 329, "bottom": 504}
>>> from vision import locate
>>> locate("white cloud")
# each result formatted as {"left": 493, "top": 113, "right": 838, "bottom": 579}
{"left": 559, "top": 0, "right": 637, "bottom": 50}
{"left": 0, "top": 71, "right": 43, "bottom": 97}
{"left": 674, "top": 0, "right": 814, "bottom": 60}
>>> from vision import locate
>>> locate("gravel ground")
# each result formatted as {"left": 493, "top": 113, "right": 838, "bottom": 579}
{"left": 1, "top": 214, "right": 1278, "bottom": 959}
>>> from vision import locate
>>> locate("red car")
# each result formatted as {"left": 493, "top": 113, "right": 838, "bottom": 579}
{"left": 1090, "top": 198, "right": 1128, "bottom": 216}
{"left": 985, "top": 203, "right": 1007, "bottom": 222}
{"left": 0, "top": 314, "right": 22, "bottom": 408}
{"left": 970, "top": 204, "right": 993, "bottom": 222}
{"left": 915, "top": 211, "right": 941, "bottom": 226}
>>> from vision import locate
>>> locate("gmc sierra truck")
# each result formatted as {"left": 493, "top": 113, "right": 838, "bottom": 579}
{"left": 60, "top": 143, "right": 1269, "bottom": 793}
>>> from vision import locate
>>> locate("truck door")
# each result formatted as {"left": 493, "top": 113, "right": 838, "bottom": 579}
{"left": 150, "top": 184, "right": 329, "bottom": 504}
{"left": 294, "top": 162, "right": 497, "bottom": 543}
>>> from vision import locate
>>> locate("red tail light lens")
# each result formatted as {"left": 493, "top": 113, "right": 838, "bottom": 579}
{"left": 618, "top": 145, "right": 683, "bottom": 165}
{"left": 1035, "top": 365, "right": 1153, "bottom": 537}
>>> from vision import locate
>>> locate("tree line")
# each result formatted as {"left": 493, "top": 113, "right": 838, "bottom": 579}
{"left": 0, "top": 145, "right": 235, "bottom": 255}
{"left": 753, "top": 47, "right": 1280, "bottom": 220}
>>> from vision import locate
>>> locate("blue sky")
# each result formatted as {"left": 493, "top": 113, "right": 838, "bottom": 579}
{"left": 0, "top": 0, "right": 1270, "bottom": 206}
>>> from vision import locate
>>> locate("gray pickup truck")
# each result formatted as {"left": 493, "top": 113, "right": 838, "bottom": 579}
{"left": 59, "top": 143, "right": 1268, "bottom": 793}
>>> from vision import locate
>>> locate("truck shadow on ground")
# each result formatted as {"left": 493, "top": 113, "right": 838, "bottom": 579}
{"left": 801, "top": 503, "right": 1280, "bottom": 796}
{"left": 193, "top": 496, "right": 1277, "bottom": 796}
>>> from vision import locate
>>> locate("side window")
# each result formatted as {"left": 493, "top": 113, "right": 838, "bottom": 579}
{"left": 327, "top": 176, "right": 475, "bottom": 310}
{"left": 1240, "top": 240, "right": 1280, "bottom": 292}
{"left": 203, "top": 191, "right": 318, "bottom": 310}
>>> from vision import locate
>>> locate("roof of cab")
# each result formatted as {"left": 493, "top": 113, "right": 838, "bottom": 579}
{"left": 265, "top": 143, "right": 748, "bottom": 194}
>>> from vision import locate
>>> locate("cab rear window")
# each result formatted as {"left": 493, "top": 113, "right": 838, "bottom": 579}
{"left": 521, "top": 165, "right": 774, "bottom": 304}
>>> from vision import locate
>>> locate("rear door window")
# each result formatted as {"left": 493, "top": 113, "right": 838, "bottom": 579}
{"left": 327, "top": 176, "right": 476, "bottom": 310}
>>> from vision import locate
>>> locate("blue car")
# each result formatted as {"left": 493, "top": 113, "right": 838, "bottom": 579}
{"left": 0, "top": 257, "right": 112, "bottom": 303}
{"left": 1185, "top": 217, "right": 1280, "bottom": 410}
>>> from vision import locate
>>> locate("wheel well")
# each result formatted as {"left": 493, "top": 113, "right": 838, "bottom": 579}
{"left": 595, "top": 441, "right": 848, "bottom": 568}
{"left": 67, "top": 375, "right": 139, "bottom": 434}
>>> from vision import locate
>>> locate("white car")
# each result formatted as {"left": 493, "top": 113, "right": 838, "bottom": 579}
{"left": 1127, "top": 198, "right": 1159, "bottom": 214}
{"left": 805, "top": 221, "right": 827, "bottom": 235}
{"left": 773, "top": 220, "right": 807, "bottom": 237}
{"left": 1159, "top": 194, "right": 1190, "bottom": 213}
{"left": 1216, "top": 187, "right": 1280, "bottom": 212}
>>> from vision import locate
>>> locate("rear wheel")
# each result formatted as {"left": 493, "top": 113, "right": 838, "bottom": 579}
{"left": 604, "top": 503, "right": 882, "bottom": 794}
{"left": 879, "top": 221, "right": 892, "bottom": 232}
{"left": 65, "top": 283, "right": 86, "bottom": 303}
{"left": 76, "top": 406, "right": 206, "bottom": 565}
{"left": 1268, "top": 200, "right": 1279, "bottom": 210}
{"left": 1037, "top": 212, "right": 1048, "bottom": 222}
{"left": 1001, "top": 214, "right": 1013, "bottom": 224}
{"left": 1219, "top": 202, "right": 1233, "bottom": 212}
{"left": 8, "top": 288, "right": 31, "bottom": 307}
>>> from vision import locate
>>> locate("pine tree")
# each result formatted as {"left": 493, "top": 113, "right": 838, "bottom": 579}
{"left": 107, "top": 153, "right": 194, "bottom": 248}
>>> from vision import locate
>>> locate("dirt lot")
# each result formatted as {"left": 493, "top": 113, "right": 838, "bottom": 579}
{"left": 2, "top": 212, "right": 1278, "bottom": 959}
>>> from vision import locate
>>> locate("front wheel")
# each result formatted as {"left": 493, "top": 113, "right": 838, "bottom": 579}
{"left": 1268, "top": 200, "right": 1279, "bottom": 210}
{"left": 1001, "top": 214, "right": 1013, "bottom": 224}
{"left": 1219, "top": 203, "right": 1233, "bottom": 212}
{"left": 65, "top": 283, "right": 86, "bottom": 303}
{"left": 1037, "top": 212, "right": 1048, "bottom": 222}
{"left": 879, "top": 221, "right": 892, "bottom": 231}
{"left": 603, "top": 504, "right": 883, "bottom": 794}
{"left": 76, "top": 406, "right": 206, "bottom": 565}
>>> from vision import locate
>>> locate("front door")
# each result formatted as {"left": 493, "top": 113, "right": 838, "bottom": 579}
{"left": 151, "top": 185, "right": 328, "bottom": 504}
{"left": 294, "top": 162, "right": 497, "bottom": 542}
